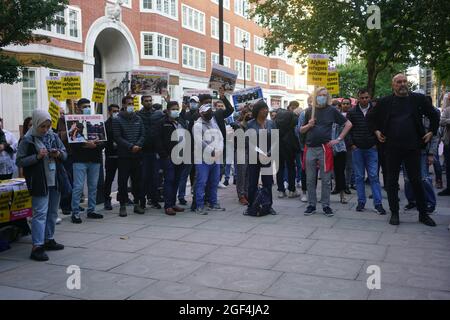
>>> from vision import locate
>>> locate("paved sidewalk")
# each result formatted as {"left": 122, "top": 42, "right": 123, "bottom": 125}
{"left": 1, "top": 182, "right": 450, "bottom": 300}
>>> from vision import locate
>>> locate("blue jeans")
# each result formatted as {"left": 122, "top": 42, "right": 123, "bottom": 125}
{"left": 32, "top": 187, "right": 60, "bottom": 246}
{"left": 178, "top": 164, "right": 192, "bottom": 200}
{"left": 224, "top": 164, "right": 232, "bottom": 180}
{"left": 162, "top": 158, "right": 182, "bottom": 209}
{"left": 433, "top": 153, "right": 442, "bottom": 182}
{"left": 295, "top": 152, "right": 302, "bottom": 183}
{"left": 404, "top": 154, "right": 436, "bottom": 208}
{"left": 195, "top": 163, "right": 220, "bottom": 209}
{"left": 352, "top": 147, "right": 382, "bottom": 206}
{"left": 72, "top": 162, "right": 100, "bottom": 214}
{"left": 142, "top": 152, "right": 160, "bottom": 202}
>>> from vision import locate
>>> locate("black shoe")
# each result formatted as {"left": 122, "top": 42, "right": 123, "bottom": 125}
{"left": 404, "top": 202, "right": 417, "bottom": 211}
{"left": 323, "top": 206, "right": 334, "bottom": 217}
{"left": 375, "top": 204, "right": 386, "bottom": 215}
{"left": 179, "top": 198, "right": 188, "bottom": 205}
{"left": 62, "top": 210, "right": 71, "bottom": 215}
{"left": 304, "top": 205, "right": 316, "bottom": 216}
{"left": 87, "top": 212, "right": 104, "bottom": 219}
{"left": 156, "top": 196, "right": 164, "bottom": 203}
{"left": 44, "top": 239, "right": 64, "bottom": 251}
{"left": 119, "top": 206, "right": 127, "bottom": 217}
{"left": 71, "top": 214, "right": 82, "bottom": 224}
{"left": 223, "top": 179, "right": 229, "bottom": 186}
{"left": 426, "top": 206, "right": 435, "bottom": 214}
{"left": 104, "top": 199, "right": 112, "bottom": 211}
{"left": 438, "top": 189, "right": 450, "bottom": 196}
{"left": 150, "top": 202, "right": 162, "bottom": 209}
{"left": 356, "top": 203, "right": 365, "bottom": 212}
{"left": 389, "top": 213, "right": 400, "bottom": 225}
{"left": 78, "top": 206, "right": 85, "bottom": 212}
{"left": 331, "top": 189, "right": 339, "bottom": 195}
{"left": 350, "top": 185, "right": 356, "bottom": 190}
{"left": 344, "top": 189, "right": 351, "bottom": 195}
{"left": 30, "top": 247, "right": 48, "bottom": 261}
{"left": 419, "top": 213, "right": 436, "bottom": 227}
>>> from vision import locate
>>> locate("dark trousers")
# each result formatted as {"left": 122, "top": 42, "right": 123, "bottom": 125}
{"left": 103, "top": 157, "right": 118, "bottom": 200}
{"left": 142, "top": 152, "right": 160, "bottom": 203}
{"left": 300, "top": 150, "right": 307, "bottom": 191}
{"left": 248, "top": 164, "right": 273, "bottom": 207}
{"left": 118, "top": 157, "right": 144, "bottom": 206}
{"left": 386, "top": 148, "right": 426, "bottom": 214}
{"left": 276, "top": 152, "right": 296, "bottom": 192}
{"left": 333, "top": 151, "right": 347, "bottom": 192}
{"left": 59, "top": 155, "right": 73, "bottom": 212}
{"left": 444, "top": 145, "right": 450, "bottom": 190}
{"left": 377, "top": 144, "right": 387, "bottom": 188}
{"left": 162, "top": 158, "right": 182, "bottom": 209}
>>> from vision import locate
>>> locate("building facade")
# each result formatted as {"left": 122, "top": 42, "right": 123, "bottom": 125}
{"left": 0, "top": 0, "right": 308, "bottom": 136}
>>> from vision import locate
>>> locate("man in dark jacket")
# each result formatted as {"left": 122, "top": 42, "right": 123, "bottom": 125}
{"left": 367, "top": 74, "right": 439, "bottom": 226}
{"left": 347, "top": 89, "right": 386, "bottom": 215}
{"left": 103, "top": 104, "right": 120, "bottom": 210}
{"left": 113, "top": 97, "right": 146, "bottom": 217}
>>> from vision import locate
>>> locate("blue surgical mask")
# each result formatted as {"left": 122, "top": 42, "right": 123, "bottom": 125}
{"left": 83, "top": 107, "right": 91, "bottom": 115}
{"left": 170, "top": 110, "right": 180, "bottom": 119}
{"left": 190, "top": 102, "right": 199, "bottom": 110}
{"left": 316, "top": 96, "right": 327, "bottom": 106}
{"left": 112, "top": 112, "right": 119, "bottom": 119}
{"left": 127, "top": 106, "right": 134, "bottom": 113}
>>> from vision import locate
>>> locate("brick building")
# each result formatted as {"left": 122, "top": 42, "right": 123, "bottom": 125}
{"left": 0, "top": 0, "right": 309, "bottom": 136}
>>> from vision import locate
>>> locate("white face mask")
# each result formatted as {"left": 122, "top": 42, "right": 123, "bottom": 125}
{"left": 316, "top": 96, "right": 327, "bottom": 106}
{"left": 170, "top": 110, "right": 180, "bottom": 119}
{"left": 126, "top": 106, "right": 134, "bottom": 113}
{"left": 112, "top": 112, "right": 119, "bottom": 119}
{"left": 83, "top": 108, "right": 91, "bottom": 115}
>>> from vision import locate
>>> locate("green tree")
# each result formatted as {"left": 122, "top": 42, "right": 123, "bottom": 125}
{"left": 0, "top": 0, "right": 68, "bottom": 84}
{"left": 249, "top": 0, "right": 450, "bottom": 97}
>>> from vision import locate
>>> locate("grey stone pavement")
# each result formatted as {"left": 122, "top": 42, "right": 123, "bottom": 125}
{"left": 1, "top": 179, "right": 450, "bottom": 300}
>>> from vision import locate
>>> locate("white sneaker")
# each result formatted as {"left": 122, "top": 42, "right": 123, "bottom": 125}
{"left": 56, "top": 217, "right": 62, "bottom": 225}
{"left": 218, "top": 182, "right": 227, "bottom": 189}
{"left": 278, "top": 191, "right": 287, "bottom": 198}
{"left": 301, "top": 193, "right": 307, "bottom": 202}
{"left": 288, "top": 191, "right": 300, "bottom": 198}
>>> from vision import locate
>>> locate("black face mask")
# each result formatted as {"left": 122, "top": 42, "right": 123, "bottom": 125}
{"left": 203, "top": 113, "right": 213, "bottom": 121}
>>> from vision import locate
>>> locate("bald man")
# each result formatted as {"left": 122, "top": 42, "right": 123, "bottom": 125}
{"left": 367, "top": 74, "right": 439, "bottom": 226}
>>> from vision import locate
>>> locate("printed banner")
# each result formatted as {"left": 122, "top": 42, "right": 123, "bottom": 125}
{"left": 208, "top": 64, "right": 238, "bottom": 93}
{"left": 0, "top": 191, "right": 12, "bottom": 223}
{"left": 130, "top": 71, "right": 169, "bottom": 96}
{"left": 92, "top": 78, "right": 106, "bottom": 103}
{"left": 183, "top": 89, "right": 213, "bottom": 97}
{"left": 49, "top": 97, "right": 60, "bottom": 130}
{"left": 46, "top": 76, "right": 64, "bottom": 101}
{"left": 10, "top": 189, "right": 32, "bottom": 221}
{"left": 232, "top": 86, "right": 263, "bottom": 111}
{"left": 326, "top": 68, "right": 340, "bottom": 95}
{"left": 65, "top": 114, "right": 107, "bottom": 143}
{"left": 61, "top": 72, "right": 82, "bottom": 100}
{"left": 307, "top": 54, "right": 329, "bottom": 86}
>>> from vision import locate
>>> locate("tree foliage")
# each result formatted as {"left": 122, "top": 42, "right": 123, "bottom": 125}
{"left": 0, "top": 0, "right": 69, "bottom": 84}
{"left": 249, "top": 0, "right": 450, "bottom": 96}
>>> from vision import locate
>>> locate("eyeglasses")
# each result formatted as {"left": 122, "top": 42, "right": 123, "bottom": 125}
{"left": 342, "top": 102, "right": 350, "bottom": 105}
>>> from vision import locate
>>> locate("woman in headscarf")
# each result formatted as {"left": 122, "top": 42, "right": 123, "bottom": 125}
{"left": 16, "top": 110, "right": 67, "bottom": 261}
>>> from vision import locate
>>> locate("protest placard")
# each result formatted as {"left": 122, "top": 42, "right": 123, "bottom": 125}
{"left": 326, "top": 68, "right": 340, "bottom": 95}
{"left": 232, "top": 86, "right": 263, "bottom": 110}
{"left": 61, "top": 72, "right": 82, "bottom": 100}
{"left": 46, "top": 76, "right": 64, "bottom": 101}
{"left": 65, "top": 114, "right": 107, "bottom": 143}
{"left": 10, "top": 189, "right": 32, "bottom": 221}
{"left": 0, "top": 190, "right": 12, "bottom": 223}
{"left": 307, "top": 54, "right": 329, "bottom": 86}
{"left": 133, "top": 95, "right": 141, "bottom": 111}
{"left": 208, "top": 64, "right": 238, "bottom": 93}
{"left": 49, "top": 97, "right": 60, "bottom": 130}
{"left": 92, "top": 78, "right": 106, "bottom": 103}
{"left": 130, "top": 71, "right": 169, "bottom": 96}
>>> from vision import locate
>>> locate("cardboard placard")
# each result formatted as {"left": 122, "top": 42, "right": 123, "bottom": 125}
{"left": 130, "top": 71, "right": 169, "bottom": 96}
{"left": 232, "top": 86, "right": 263, "bottom": 111}
{"left": 65, "top": 114, "right": 107, "bottom": 143}
{"left": 92, "top": 78, "right": 106, "bottom": 103}
{"left": 46, "top": 76, "right": 64, "bottom": 101}
{"left": 208, "top": 64, "right": 238, "bottom": 93}
{"left": 61, "top": 72, "right": 82, "bottom": 100}
{"left": 326, "top": 68, "right": 339, "bottom": 95}
{"left": 0, "top": 191, "right": 12, "bottom": 223}
{"left": 49, "top": 97, "right": 60, "bottom": 130}
{"left": 133, "top": 95, "right": 141, "bottom": 111}
{"left": 307, "top": 54, "right": 329, "bottom": 86}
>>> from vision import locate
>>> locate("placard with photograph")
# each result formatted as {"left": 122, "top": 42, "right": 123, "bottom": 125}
{"left": 130, "top": 71, "right": 169, "bottom": 96}
{"left": 232, "top": 86, "right": 263, "bottom": 110}
{"left": 208, "top": 64, "right": 238, "bottom": 93}
{"left": 65, "top": 114, "right": 107, "bottom": 143}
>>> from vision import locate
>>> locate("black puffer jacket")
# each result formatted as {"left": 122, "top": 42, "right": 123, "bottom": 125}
{"left": 347, "top": 105, "right": 377, "bottom": 149}
{"left": 112, "top": 111, "right": 145, "bottom": 158}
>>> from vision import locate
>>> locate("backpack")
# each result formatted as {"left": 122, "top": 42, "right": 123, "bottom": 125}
{"left": 244, "top": 187, "right": 272, "bottom": 217}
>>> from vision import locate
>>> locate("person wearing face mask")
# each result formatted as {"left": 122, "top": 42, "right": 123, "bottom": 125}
{"left": 16, "top": 110, "right": 67, "bottom": 261}
{"left": 70, "top": 98, "right": 105, "bottom": 224}
{"left": 113, "top": 95, "right": 146, "bottom": 217}
{"left": 103, "top": 104, "right": 120, "bottom": 210}
{"left": 300, "top": 87, "right": 352, "bottom": 217}
{"left": 367, "top": 74, "right": 439, "bottom": 226}
{"left": 155, "top": 101, "right": 187, "bottom": 215}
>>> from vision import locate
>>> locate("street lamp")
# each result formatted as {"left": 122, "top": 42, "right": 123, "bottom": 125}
{"left": 242, "top": 36, "right": 248, "bottom": 88}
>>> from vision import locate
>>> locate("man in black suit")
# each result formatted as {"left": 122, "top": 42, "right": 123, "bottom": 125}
{"left": 367, "top": 74, "right": 439, "bottom": 226}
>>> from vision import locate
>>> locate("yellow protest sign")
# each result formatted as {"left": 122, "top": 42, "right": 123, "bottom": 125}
{"left": 307, "top": 54, "right": 329, "bottom": 86}
{"left": 61, "top": 72, "right": 82, "bottom": 100}
{"left": 0, "top": 191, "right": 12, "bottom": 223}
{"left": 49, "top": 97, "right": 60, "bottom": 130}
{"left": 133, "top": 95, "right": 141, "bottom": 111}
{"left": 10, "top": 189, "right": 32, "bottom": 221}
{"left": 46, "top": 76, "right": 64, "bottom": 101}
{"left": 92, "top": 78, "right": 106, "bottom": 103}
{"left": 326, "top": 69, "right": 340, "bottom": 95}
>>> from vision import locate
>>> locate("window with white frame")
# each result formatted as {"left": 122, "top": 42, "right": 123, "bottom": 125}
{"left": 141, "top": 32, "right": 178, "bottom": 63}
{"left": 182, "top": 45, "right": 206, "bottom": 71}
{"left": 211, "top": 0, "right": 230, "bottom": 10}
{"left": 270, "top": 69, "right": 286, "bottom": 86}
{"left": 211, "top": 53, "right": 231, "bottom": 68}
{"left": 234, "top": 0, "right": 249, "bottom": 17}
{"left": 286, "top": 74, "right": 294, "bottom": 89}
{"left": 235, "top": 27, "right": 250, "bottom": 50}
{"left": 270, "top": 44, "right": 288, "bottom": 60}
{"left": 182, "top": 5, "right": 205, "bottom": 34}
{"left": 254, "top": 65, "right": 268, "bottom": 84}
{"left": 22, "top": 69, "right": 37, "bottom": 119}
{"left": 37, "top": 6, "right": 82, "bottom": 42}
{"left": 254, "top": 36, "right": 266, "bottom": 55}
{"left": 211, "top": 17, "right": 230, "bottom": 43}
{"left": 235, "top": 60, "right": 251, "bottom": 80}
{"left": 140, "top": 0, "right": 178, "bottom": 20}
{"left": 108, "top": 0, "right": 132, "bottom": 8}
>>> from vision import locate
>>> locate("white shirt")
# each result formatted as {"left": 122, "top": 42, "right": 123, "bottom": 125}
{"left": 359, "top": 105, "right": 370, "bottom": 117}
{"left": 0, "top": 129, "right": 18, "bottom": 175}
